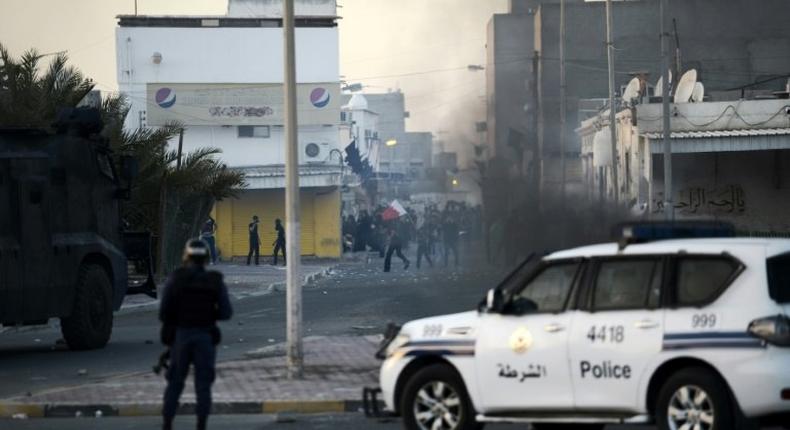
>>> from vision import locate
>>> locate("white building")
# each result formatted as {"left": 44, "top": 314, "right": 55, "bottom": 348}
{"left": 115, "top": 0, "right": 342, "bottom": 258}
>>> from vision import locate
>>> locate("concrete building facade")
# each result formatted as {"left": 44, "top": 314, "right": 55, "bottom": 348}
{"left": 577, "top": 97, "right": 790, "bottom": 234}
{"left": 115, "top": 0, "right": 343, "bottom": 258}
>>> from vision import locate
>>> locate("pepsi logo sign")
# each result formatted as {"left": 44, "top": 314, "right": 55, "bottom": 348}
{"left": 155, "top": 88, "right": 177, "bottom": 109}
{"left": 310, "top": 87, "right": 330, "bottom": 108}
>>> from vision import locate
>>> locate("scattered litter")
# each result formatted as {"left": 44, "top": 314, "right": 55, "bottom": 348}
{"left": 77, "top": 369, "right": 88, "bottom": 376}
{"left": 33, "top": 338, "right": 41, "bottom": 343}
{"left": 95, "top": 410, "right": 103, "bottom": 418}
{"left": 322, "top": 291, "right": 328, "bottom": 295}
{"left": 222, "top": 345, "right": 229, "bottom": 349}
{"left": 75, "top": 411, "right": 83, "bottom": 418}
{"left": 11, "top": 413, "right": 27, "bottom": 420}
{"left": 352, "top": 325, "right": 375, "bottom": 330}
{"left": 238, "top": 338, "right": 245, "bottom": 343}
{"left": 268, "top": 338, "right": 275, "bottom": 343}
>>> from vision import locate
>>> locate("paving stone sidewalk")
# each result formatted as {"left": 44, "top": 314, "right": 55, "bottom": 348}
{"left": 0, "top": 336, "right": 380, "bottom": 417}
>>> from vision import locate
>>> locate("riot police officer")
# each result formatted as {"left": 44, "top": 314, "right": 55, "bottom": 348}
{"left": 160, "top": 239, "right": 233, "bottom": 430}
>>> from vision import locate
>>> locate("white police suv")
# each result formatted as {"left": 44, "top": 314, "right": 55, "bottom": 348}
{"left": 375, "top": 226, "right": 790, "bottom": 430}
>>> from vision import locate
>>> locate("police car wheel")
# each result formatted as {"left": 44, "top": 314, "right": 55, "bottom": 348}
{"left": 656, "top": 367, "right": 735, "bottom": 430}
{"left": 401, "top": 364, "right": 482, "bottom": 430}
{"left": 60, "top": 264, "right": 114, "bottom": 350}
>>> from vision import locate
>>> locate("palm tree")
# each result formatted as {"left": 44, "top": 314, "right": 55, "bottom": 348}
{"left": 1, "top": 44, "right": 245, "bottom": 273}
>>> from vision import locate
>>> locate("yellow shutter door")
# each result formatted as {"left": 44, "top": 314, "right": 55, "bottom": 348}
{"left": 229, "top": 189, "right": 316, "bottom": 257}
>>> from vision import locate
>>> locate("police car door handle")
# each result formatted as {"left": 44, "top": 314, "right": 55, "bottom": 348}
{"left": 634, "top": 319, "right": 660, "bottom": 329}
{"left": 544, "top": 323, "right": 565, "bottom": 333}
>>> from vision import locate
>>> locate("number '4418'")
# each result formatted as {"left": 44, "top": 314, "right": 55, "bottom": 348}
{"left": 586, "top": 325, "right": 624, "bottom": 343}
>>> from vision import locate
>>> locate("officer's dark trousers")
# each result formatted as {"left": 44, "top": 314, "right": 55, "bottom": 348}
{"left": 273, "top": 240, "right": 286, "bottom": 265}
{"left": 163, "top": 328, "right": 216, "bottom": 421}
{"left": 384, "top": 245, "right": 409, "bottom": 272}
{"left": 247, "top": 241, "right": 259, "bottom": 265}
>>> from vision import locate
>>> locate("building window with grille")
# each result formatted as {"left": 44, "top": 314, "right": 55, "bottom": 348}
{"left": 238, "top": 126, "right": 270, "bottom": 138}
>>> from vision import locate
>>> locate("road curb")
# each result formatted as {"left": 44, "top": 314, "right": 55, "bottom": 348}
{"left": 0, "top": 400, "right": 374, "bottom": 418}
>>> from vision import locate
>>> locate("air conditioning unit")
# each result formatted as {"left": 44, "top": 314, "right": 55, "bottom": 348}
{"left": 303, "top": 142, "right": 330, "bottom": 164}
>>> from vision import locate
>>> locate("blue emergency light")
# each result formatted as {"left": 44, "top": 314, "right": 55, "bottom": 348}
{"left": 613, "top": 221, "right": 736, "bottom": 249}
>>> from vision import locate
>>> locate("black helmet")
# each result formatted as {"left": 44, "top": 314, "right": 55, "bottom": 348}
{"left": 183, "top": 238, "right": 209, "bottom": 264}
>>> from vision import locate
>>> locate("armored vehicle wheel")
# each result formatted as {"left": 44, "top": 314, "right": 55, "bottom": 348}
{"left": 401, "top": 364, "right": 483, "bottom": 430}
{"left": 60, "top": 264, "right": 113, "bottom": 350}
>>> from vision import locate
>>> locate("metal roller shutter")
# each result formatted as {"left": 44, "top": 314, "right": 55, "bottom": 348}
{"left": 230, "top": 189, "right": 315, "bottom": 257}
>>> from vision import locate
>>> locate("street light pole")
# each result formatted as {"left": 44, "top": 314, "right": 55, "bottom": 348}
{"left": 660, "top": 0, "right": 673, "bottom": 220}
{"left": 605, "top": 0, "right": 619, "bottom": 206}
{"left": 283, "top": 0, "right": 303, "bottom": 379}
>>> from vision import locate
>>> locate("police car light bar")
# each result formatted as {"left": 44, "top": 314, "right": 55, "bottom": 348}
{"left": 613, "top": 221, "right": 736, "bottom": 250}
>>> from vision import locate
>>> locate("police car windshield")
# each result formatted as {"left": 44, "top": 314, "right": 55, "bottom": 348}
{"left": 495, "top": 254, "right": 540, "bottom": 295}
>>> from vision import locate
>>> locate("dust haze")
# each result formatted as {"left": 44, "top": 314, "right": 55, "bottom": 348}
{"left": 339, "top": 0, "right": 508, "bottom": 167}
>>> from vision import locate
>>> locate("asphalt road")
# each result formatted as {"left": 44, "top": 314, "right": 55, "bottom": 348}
{"left": 0, "top": 413, "right": 650, "bottom": 430}
{"left": 0, "top": 252, "right": 502, "bottom": 399}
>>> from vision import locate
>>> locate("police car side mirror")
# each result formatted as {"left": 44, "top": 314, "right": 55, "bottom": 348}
{"left": 483, "top": 288, "right": 504, "bottom": 314}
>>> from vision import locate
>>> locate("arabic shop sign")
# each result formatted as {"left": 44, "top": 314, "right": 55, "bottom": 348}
{"left": 653, "top": 184, "right": 746, "bottom": 215}
{"left": 146, "top": 83, "right": 340, "bottom": 126}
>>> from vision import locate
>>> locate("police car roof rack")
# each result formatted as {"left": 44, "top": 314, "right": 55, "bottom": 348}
{"left": 613, "top": 221, "right": 736, "bottom": 250}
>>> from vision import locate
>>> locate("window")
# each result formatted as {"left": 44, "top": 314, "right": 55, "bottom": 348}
{"left": 593, "top": 259, "right": 662, "bottom": 310}
{"left": 675, "top": 257, "right": 739, "bottom": 306}
{"left": 767, "top": 252, "right": 790, "bottom": 303}
{"left": 238, "top": 125, "right": 270, "bottom": 138}
{"left": 509, "top": 262, "right": 579, "bottom": 314}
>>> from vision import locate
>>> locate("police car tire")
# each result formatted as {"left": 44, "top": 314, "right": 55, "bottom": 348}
{"left": 60, "top": 264, "right": 114, "bottom": 350}
{"left": 400, "top": 364, "right": 483, "bottom": 430}
{"left": 655, "top": 367, "right": 735, "bottom": 430}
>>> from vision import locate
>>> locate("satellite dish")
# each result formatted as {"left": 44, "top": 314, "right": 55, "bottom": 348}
{"left": 622, "top": 77, "right": 641, "bottom": 104}
{"left": 674, "top": 69, "right": 698, "bottom": 104}
{"left": 691, "top": 82, "right": 705, "bottom": 102}
{"left": 654, "top": 70, "right": 673, "bottom": 97}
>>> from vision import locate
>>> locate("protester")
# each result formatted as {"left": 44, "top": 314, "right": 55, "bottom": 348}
{"left": 247, "top": 215, "right": 260, "bottom": 265}
{"left": 272, "top": 218, "right": 286, "bottom": 266}
{"left": 442, "top": 214, "right": 460, "bottom": 268}
{"left": 416, "top": 222, "right": 434, "bottom": 269}
{"left": 199, "top": 216, "right": 217, "bottom": 264}
{"left": 383, "top": 226, "right": 410, "bottom": 272}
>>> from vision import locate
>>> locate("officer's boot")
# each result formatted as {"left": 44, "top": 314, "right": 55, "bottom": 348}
{"left": 163, "top": 418, "right": 173, "bottom": 430}
{"left": 197, "top": 415, "right": 208, "bottom": 430}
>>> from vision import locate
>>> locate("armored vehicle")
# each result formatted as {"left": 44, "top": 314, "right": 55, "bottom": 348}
{"left": 0, "top": 108, "right": 155, "bottom": 350}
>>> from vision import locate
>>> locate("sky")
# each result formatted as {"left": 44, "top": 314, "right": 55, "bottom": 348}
{"left": 0, "top": 0, "right": 508, "bottom": 165}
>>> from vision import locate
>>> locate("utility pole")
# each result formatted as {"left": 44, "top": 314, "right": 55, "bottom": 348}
{"left": 661, "top": 0, "right": 673, "bottom": 220}
{"left": 559, "top": 0, "right": 567, "bottom": 210}
{"left": 605, "top": 0, "right": 619, "bottom": 205}
{"left": 283, "top": 0, "right": 303, "bottom": 379}
{"left": 673, "top": 18, "right": 682, "bottom": 82}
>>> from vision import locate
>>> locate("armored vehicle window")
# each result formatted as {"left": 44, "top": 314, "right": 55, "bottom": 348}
{"left": 675, "top": 257, "right": 740, "bottom": 306}
{"left": 592, "top": 258, "right": 662, "bottom": 310}
{"left": 767, "top": 252, "right": 790, "bottom": 303}
{"left": 509, "top": 262, "right": 579, "bottom": 314}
